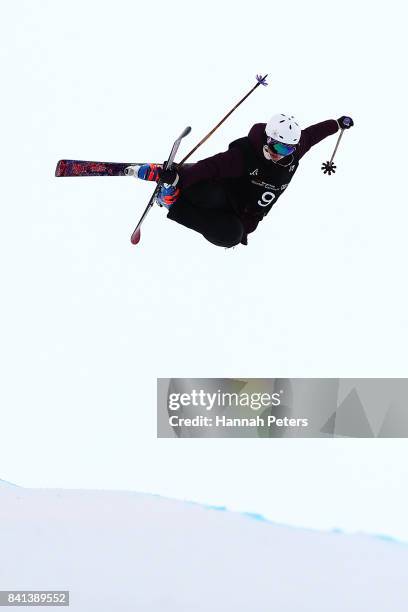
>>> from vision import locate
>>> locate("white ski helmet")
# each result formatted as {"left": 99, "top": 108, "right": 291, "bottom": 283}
{"left": 265, "top": 114, "right": 301, "bottom": 144}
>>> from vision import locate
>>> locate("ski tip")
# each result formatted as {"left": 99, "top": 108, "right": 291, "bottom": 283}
{"left": 130, "top": 228, "right": 141, "bottom": 245}
{"left": 182, "top": 126, "right": 192, "bottom": 137}
{"left": 55, "top": 160, "right": 65, "bottom": 176}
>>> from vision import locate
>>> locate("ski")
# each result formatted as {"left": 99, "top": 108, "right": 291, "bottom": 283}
{"left": 55, "top": 160, "right": 141, "bottom": 177}
{"left": 55, "top": 159, "right": 193, "bottom": 177}
{"left": 130, "top": 126, "right": 191, "bottom": 245}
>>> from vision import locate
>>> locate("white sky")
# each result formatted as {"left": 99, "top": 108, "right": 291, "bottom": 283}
{"left": 1, "top": 1, "right": 408, "bottom": 540}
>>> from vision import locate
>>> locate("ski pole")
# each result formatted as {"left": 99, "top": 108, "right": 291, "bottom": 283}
{"left": 321, "top": 118, "right": 351, "bottom": 175}
{"left": 178, "top": 74, "right": 268, "bottom": 166}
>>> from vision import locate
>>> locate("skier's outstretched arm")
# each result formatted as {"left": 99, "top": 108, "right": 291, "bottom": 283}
{"left": 297, "top": 120, "right": 338, "bottom": 159}
{"left": 298, "top": 116, "right": 354, "bottom": 159}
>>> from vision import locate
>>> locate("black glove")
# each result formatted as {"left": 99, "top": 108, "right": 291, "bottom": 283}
{"left": 159, "top": 165, "right": 179, "bottom": 186}
{"left": 337, "top": 116, "right": 354, "bottom": 129}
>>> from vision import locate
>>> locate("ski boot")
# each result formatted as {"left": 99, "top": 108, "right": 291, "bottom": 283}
{"left": 131, "top": 163, "right": 180, "bottom": 209}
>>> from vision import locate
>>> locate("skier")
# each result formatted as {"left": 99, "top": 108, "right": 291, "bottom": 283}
{"left": 136, "top": 114, "right": 354, "bottom": 247}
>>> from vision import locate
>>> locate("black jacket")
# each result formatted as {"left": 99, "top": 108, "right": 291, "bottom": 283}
{"left": 179, "top": 120, "right": 339, "bottom": 241}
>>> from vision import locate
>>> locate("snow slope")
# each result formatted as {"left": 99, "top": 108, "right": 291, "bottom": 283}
{"left": 1, "top": 487, "right": 407, "bottom": 611}
{"left": 0, "top": 479, "right": 16, "bottom": 487}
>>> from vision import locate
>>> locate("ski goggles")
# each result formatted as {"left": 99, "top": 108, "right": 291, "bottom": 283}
{"left": 267, "top": 137, "right": 296, "bottom": 156}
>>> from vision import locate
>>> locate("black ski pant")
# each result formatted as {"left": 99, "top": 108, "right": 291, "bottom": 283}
{"left": 166, "top": 182, "right": 244, "bottom": 248}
